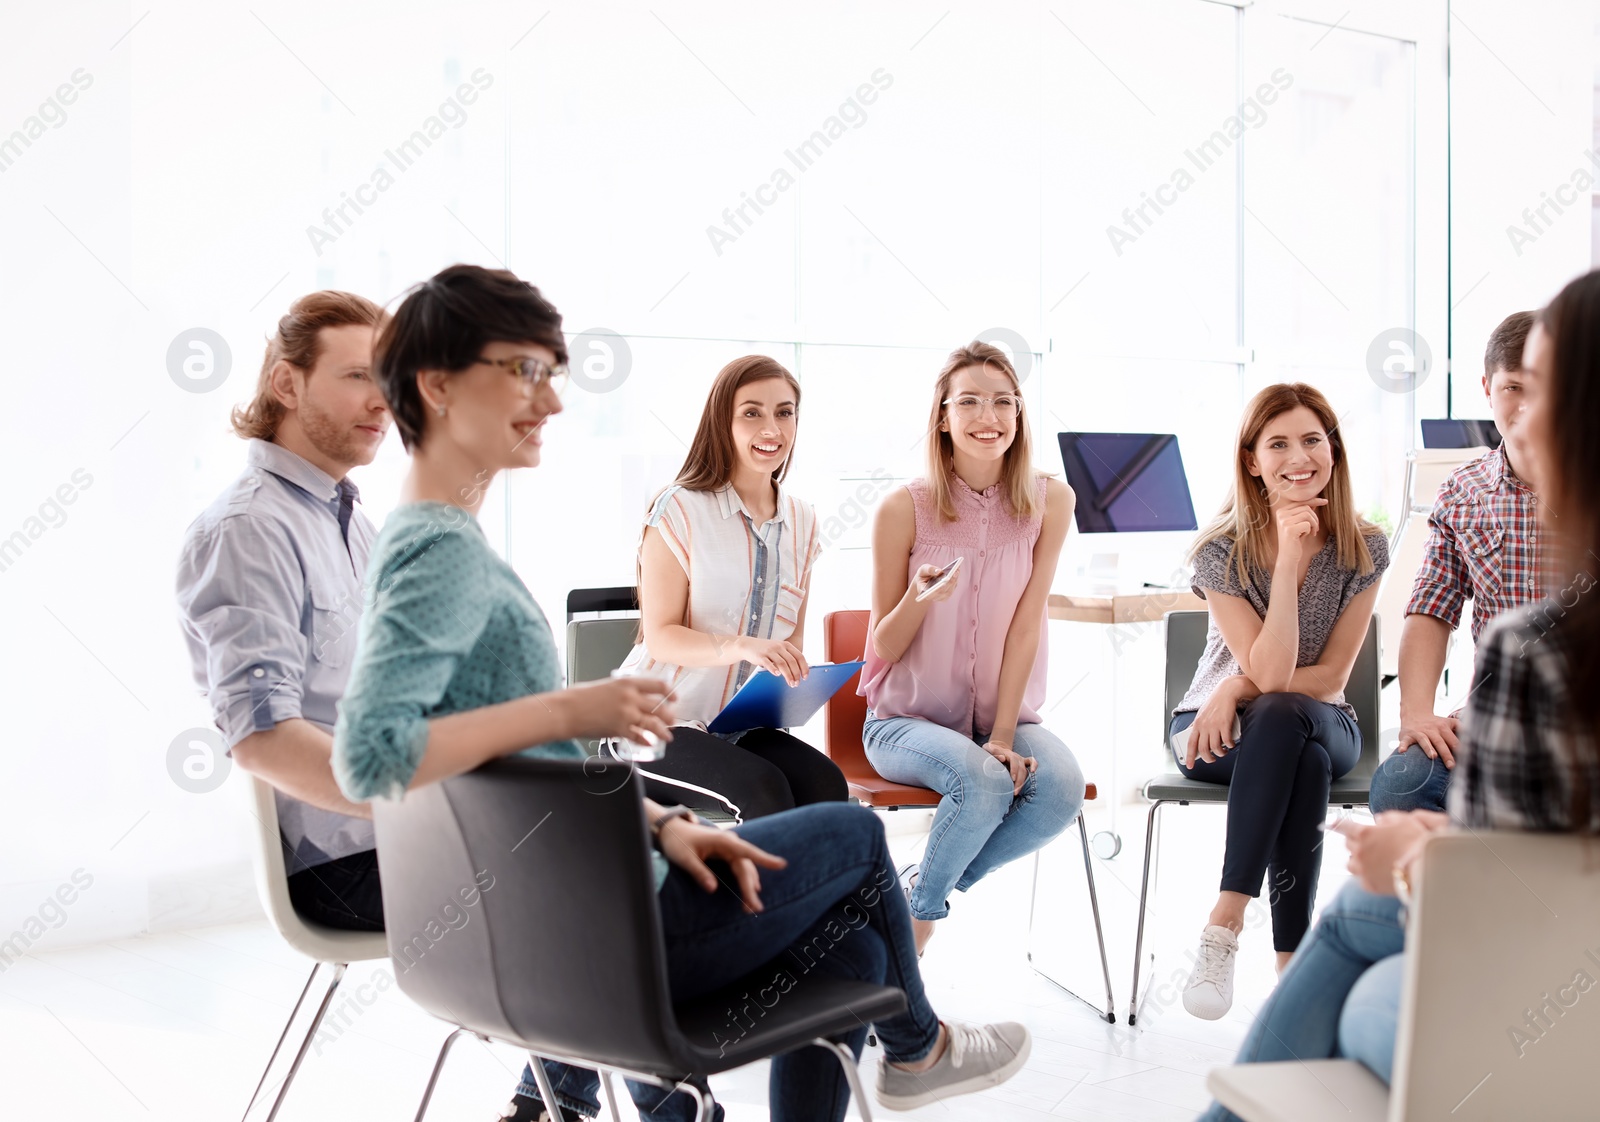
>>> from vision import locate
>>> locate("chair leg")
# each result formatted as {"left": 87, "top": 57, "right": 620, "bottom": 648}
{"left": 1128, "top": 801, "right": 1166, "bottom": 1026}
{"left": 526, "top": 1053, "right": 566, "bottom": 1121}
{"left": 813, "top": 1037, "right": 874, "bottom": 1122}
{"left": 1025, "top": 849, "right": 1042, "bottom": 956}
{"left": 411, "top": 1027, "right": 469, "bottom": 1122}
{"left": 1024, "top": 817, "right": 1117, "bottom": 1022}
{"left": 240, "top": 960, "right": 347, "bottom": 1122}
{"left": 1077, "top": 813, "right": 1117, "bottom": 1023}
{"left": 598, "top": 1070, "right": 624, "bottom": 1122}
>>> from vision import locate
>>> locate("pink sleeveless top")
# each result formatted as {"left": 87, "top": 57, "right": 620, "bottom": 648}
{"left": 859, "top": 473, "right": 1049, "bottom": 737}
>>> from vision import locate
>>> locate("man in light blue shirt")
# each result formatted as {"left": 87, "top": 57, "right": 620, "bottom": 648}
{"left": 177, "top": 290, "right": 391, "bottom": 928}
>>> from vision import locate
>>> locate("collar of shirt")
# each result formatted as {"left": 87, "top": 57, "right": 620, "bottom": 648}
{"left": 714, "top": 481, "right": 790, "bottom": 527}
{"left": 951, "top": 470, "right": 1002, "bottom": 501}
{"left": 246, "top": 438, "right": 360, "bottom": 508}
{"left": 1486, "top": 443, "right": 1534, "bottom": 496}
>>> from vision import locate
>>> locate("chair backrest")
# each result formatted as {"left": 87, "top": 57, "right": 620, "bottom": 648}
{"left": 566, "top": 585, "right": 639, "bottom": 622}
{"left": 371, "top": 756, "right": 685, "bottom": 1072}
{"left": 1405, "top": 447, "right": 1484, "bottom": 514}
{"left": 567, "top": 619, "right": 641, "bottom": 685}
{"left": 242, "top": 775, "right": 388, "bottom": 963}
{"left": 822, "top": 610, "right": 871, "bottom": 771}
{"left": 1162, "top": 610, "right": 1382, "bottom": 777}
{"left": 1375, "top": 512, "right": 1431, "bottom": 679}
{"left": 1391, "top": 832, "right": 1600, "bottom": 1120}
{"left": 1343, "top": 614, "right": 1381, "bottom": 780}
{"left": 566, "top": 587, "right": 643, "bottom": 759}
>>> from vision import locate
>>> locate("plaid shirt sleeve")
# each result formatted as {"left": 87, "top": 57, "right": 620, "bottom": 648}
{"left": 1405, "top": 476, "right": 1470, "bottom": 629}
{"left": 1449, "top": 605, "right": 1582, "bottom": 831}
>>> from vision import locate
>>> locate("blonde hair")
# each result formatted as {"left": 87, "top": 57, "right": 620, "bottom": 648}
{"left": 923, "top": 342, "right": 1042, "bottom": 522}
{"left": 1191, "top": 382, "right": 1378, "bottom": 589}
{"left": 231, "top": 290, "right": 386, "bottom": 441}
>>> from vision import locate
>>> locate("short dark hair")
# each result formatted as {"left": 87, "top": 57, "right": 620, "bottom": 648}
{"left": 375, "top": 264, "right": 567, "bottom": 450}
{"left": 1484, "top": 310, "right": 1535, "bottom": 380}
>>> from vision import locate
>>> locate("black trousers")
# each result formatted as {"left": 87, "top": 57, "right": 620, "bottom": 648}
{"left": 1170, "top": 692, "right": 1359, "bottom": 952}
{"left": 286, "top": 848, "right": 385, "bottom": 931}
{"left": 642, "top": 726, "right": 849, "bottom": 820}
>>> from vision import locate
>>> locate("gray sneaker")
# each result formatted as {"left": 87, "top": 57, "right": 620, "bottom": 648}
{"left": 875, "top": 1020, "right": 1031, "bottom": 1110}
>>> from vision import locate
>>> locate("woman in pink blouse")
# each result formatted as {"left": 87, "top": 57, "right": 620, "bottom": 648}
{"left": 860, "top": 341, "right": 1083, "bottom": 956}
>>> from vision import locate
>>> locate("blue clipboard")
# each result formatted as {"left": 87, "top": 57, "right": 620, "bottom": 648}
{"left": 706, "top": 661, "right": 866, "bottom": 735}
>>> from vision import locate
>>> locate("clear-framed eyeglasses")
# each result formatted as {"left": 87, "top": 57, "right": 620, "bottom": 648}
{"left": 943, "top": 393, "right": 1022, "bottom": 419}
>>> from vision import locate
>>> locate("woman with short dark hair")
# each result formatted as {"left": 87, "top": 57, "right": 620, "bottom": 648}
{"left": 336, "top": 264, "right": 1032, "bottom": 1122}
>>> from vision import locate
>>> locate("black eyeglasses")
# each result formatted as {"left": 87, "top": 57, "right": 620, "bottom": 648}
{"left": 476, "top": 354, "right": 569, "bottom": 395}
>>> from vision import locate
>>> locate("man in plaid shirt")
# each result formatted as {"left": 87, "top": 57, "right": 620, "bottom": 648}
{"left": 1369, "top": 310, "right": 1546, "bottom": 813}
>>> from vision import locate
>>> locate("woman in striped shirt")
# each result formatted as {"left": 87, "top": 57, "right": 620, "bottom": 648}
{"left": 617, "top": 355, "right": 849, "bottom": 820}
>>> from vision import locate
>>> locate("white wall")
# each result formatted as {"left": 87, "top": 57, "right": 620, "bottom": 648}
{"left": 0, "top": 0, "right": 1593, "bottom": 950}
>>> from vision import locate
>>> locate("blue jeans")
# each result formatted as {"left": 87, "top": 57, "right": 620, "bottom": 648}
{"left": 1197, "top": 881, "right": 1405, "bottom": 1122}
{"left": 1368, "top": 747, "right": 1452, "bottom": 814}
{"left": 860, "top": 716, "right": 1084, "bottom": 921}
{"left": 517, "top": 802, "right": 941, "bottom": 1122}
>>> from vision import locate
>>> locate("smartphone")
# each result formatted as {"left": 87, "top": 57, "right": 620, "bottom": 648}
{"left": 915, "top": 556, "right": 965, "bottom": 602}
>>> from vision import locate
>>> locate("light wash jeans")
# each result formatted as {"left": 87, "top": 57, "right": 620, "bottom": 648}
{"left": 1368, "top": 746, "right": 1453, "bottom": 814}
{"left": 1197, "top": 880, "right": 1405, "bottom": 1122}
{"left": 861, "top": 715, "right": 1084, "bottom": 921}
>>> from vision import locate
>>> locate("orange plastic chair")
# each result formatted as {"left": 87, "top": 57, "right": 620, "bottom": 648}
{"left": 823, "top": 609, "right": 1116, "bottom": 1021}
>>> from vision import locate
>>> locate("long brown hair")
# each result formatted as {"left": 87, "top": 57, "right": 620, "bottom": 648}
{"left": 636, "top": 355, "right": 802, "bottom": 633}
{"left": 1189, "top": 382, "right": 1377, "bottom": 589}
{"left": 231, "top": 290, "right": 386, "bottom": 441}
{"left": 672, "top": 355, "right": 801, "bottom": 491}
{"left": 923, "top": 342, "right": 1042, "bottom": 522}
{"left": 1536, "top": 271, "right": 1600, "bottom": 833}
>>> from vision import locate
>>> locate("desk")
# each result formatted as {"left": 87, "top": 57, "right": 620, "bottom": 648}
{"left": 1047, "top": 586, "right": 1206, "bottom": 856}
{"left": 1048, "top": 588, "right": 1206, "bottom": 624}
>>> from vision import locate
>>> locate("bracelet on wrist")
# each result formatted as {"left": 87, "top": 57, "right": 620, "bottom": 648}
{"left": 649, "top": 805, "right": 698, "bottom": 840}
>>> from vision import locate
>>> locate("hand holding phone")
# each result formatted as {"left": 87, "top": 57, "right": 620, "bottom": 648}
{"left": 915, "top": 556, "right": 964, "bottom": 603}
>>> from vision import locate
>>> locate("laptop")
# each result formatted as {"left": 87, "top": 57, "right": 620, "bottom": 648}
{"left": 1420, "top": 418, "right": 1501, "bottom": 449}
{"left": 1056, "top": 432, "right": 1199, "bottom": 534}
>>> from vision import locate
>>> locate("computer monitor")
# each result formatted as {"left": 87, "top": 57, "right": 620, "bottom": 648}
{"left": 1057, "top": 432, "right": 1198, "bottom": 534}
{"left": 1421, "top": 418, "right": 1501, "bottom": 449}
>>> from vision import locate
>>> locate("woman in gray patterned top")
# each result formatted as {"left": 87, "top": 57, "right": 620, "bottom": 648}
{"left": 1172, "top": 383, "right": 1389, "bottom": 1020}
{"left": 1195, "top": 269, "right": 1600, "bottom": 1122}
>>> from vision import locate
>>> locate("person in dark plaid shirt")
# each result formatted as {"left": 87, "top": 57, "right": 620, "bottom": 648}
{"left": 1197, "top": 270, "right": 1600, "bottom": 1122}
{"left": 1369, "top": 311, "right": 1546, "bottom": 814}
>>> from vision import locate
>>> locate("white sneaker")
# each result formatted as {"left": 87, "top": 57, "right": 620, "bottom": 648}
{"left": 1182, "top": 925, "right": 1238, "bottom": 1020}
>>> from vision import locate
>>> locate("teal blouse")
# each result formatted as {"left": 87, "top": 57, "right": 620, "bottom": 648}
{"left": 333, "top": 501, "right": 587, "bottom": 800}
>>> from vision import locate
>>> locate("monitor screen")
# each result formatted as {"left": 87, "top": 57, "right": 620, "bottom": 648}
{"left": 1421, "top": 418, "right": 1501, "bottom": 449}
{"left": 1057, "top": 432, "right": 1198, "bottom": 534}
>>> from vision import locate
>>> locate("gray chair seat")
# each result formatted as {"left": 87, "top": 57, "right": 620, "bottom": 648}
{"left": 1143, "top": 769, "right": 1375, "bottom": 807}
{"left": 1128, "top": 610, "right": 1382, "bottom": 1025}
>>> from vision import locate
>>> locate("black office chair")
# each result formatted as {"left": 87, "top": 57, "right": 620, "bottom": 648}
{"left": 373, "top": 755, "right": 907, "bottom": 1121}
{"left": 566, "top": 584, "right": 743, "bottom": 823}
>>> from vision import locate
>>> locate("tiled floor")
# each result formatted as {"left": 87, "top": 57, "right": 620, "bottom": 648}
{"left": 1, "top": 801, "right": 1365, "bottom": 1121}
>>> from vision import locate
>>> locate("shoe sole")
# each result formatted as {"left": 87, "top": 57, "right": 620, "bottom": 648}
{"left": 1182, "top": 992, "right": 1232, "bottom": 1020}
{"left": 876, "top": 1033, "right": 1032, "bottom": 1111}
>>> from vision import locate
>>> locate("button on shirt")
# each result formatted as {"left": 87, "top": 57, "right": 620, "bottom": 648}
{"left": 859, "top": 474, "right": 1050, "bottom": 738}
{"left": 176, "top": 439, "right": 376, "bottom": 872}
{"left": 617, "top": 484, "right": 821, "bottom": 728}
{"left": 1406, "top": 445, "right": 1544, "bottom": 644}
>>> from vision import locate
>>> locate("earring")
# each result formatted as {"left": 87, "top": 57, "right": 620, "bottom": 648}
{"left": 435, "top": 404, "right": 447, "bottom": 417}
